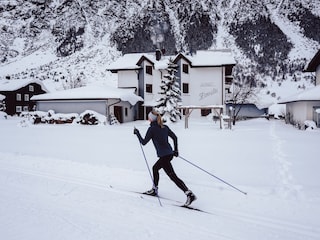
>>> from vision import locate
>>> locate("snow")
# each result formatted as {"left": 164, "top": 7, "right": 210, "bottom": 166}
{"left": 0, "top": 116, "right": 319, "bottom": 240}
{"left": 0, "top": 111, "right": 7, "bottom": 119}
{"left": 304, "top": 120, "right": 317, "bottom": 130}
{"left": 278, "top": 85, "right": 320, "bottom": 103}
{"left": 0, "top": 79, "right": 49, "bottom": 92}
{"left": 106, "top": 53, "right": 145, "bottom": 71}
{"left": 188, "top": 50, "right": 236, "bottom": 66}
{"left": 0, "top": 49, "right": 57, "bottom": 76}
{"left": 107, "top": 52, "right": 171, "bottom": 71}
{"left": 268, "top": 103, "right": 286, "bottom": 118}
{"left": 78, "top": 110, "right": 107, "bottom": 125}
{"left": 31, "top": 85, "right": 143, "bottom": 106}
{"left": 107, "top": 50, "right": 236, "bottom": 73}
{"left": 266, "top": 4, "right": 320, "bottom": 60}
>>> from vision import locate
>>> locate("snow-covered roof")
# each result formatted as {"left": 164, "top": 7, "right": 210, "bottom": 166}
{"left": 185, "top": 50, "right": 236, "bottom": 67}
{"left": 0, "top": 79, "right": 49, "bottom": 92}
{"left": 304, "top": 49, "right": 320, "bottom": 72}
{"left": 106, "top": 49, "right": 236, "bottom": 72}
{"left": 106, "top": 53, "right": 144, "bottom": 72}
{"left": 278, "top": 85, "right": 320, "bottom": 104}
{"left": 0, "top": 94, "right": 5, "bottom": 101}
{"left": 179, "top": 105, "right": 224, "bottom": 109}
{"left": 31, "top": 85, "right": 143, "bottom": 106}
{"left": 106, "top": 52, "right": 171, "bottom": 72}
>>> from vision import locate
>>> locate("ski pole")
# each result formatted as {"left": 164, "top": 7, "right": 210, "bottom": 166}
{"left": 179, "top": 155, "right": 247, "bottom": 195}
{"left": 137, "top": 139, "right": 163, "bottom": 207}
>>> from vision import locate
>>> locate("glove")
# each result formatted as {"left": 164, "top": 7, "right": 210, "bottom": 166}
{"left": 173, "top": 150, "right": 179, "bottom": 157}
{"left": 133, "top": 128, "right": 140, "bottom": 135}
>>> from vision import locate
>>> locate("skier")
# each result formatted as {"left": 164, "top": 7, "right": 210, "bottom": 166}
{"left": 133, "top": 110, "right": 197, "bottom": 206}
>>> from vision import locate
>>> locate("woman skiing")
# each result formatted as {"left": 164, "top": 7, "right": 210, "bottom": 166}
{"left": 133, "top": 110, "right": 197, "bottom": 206}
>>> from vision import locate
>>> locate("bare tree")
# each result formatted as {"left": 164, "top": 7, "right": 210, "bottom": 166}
{"left": 63, "top": 71, "right": 86, "bottom": 90}
{"left": 229, "top": 82, "right": 256, "bottom": 125}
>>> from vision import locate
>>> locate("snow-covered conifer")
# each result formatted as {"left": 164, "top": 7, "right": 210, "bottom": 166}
{"left": 155, "top": 58, "right": 182, "bottom": 122}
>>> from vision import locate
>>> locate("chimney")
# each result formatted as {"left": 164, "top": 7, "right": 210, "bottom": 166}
{"left": 155, "top": 49, "right": 161, "bottom": 61}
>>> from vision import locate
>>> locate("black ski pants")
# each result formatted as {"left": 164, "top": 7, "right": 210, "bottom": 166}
{"left": 152, "top": 154, "right": 188, "bottom": 192}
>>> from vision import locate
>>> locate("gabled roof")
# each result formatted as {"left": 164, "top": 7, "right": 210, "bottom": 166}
{"left": 31, "top": 85, "right": 143, "bottom": 106}
{"left": 278, "top": 85, "right": 320, "bottom": 104}
{"left": 184, "top": 50, "right": 236, "bottom": 67}
{"left": 106, "top": 52, "right": 171, "bottom": 72}
{"left": 304, "top": 49, "right": 320, "bottom": 72}
{"left": 136, "top": 55, "right": 154, "bottom": 66}
{"left": 106, "top": 49, "right": 236, "bottom": 73}
{"left": 0, "top": 79, "right": 49, "bottom": 92}
{"left": 106, "top": 53, "right": 144, "bottom": 73}
{"left": 173, "top": 53, "right": 192, "bottom": 65}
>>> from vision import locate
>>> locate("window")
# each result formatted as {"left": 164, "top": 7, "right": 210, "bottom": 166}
{"left": 146, "top": 84, "right": 153, "bottom": 93}
{"left": 182, "top": 83, "right": 189, "bottom": 94}
{"left": 182, "top": 64, "right": 189, "bottom": 74}
{"left": 146, "top": 65, "right": 153, "bottom": 75}
{"left": 16, "top": 106, "right": 22, "bottom": 113}
{"left": 225, "top": 65, "right": 233, "bottom": 76}
{"left": 225, "top": 76, "right": 233, "bottom": 85}
{"left": 29, "top": 85, "right": 34, "bottom": 92}
{"left": 24, "top": 94, "right": 29, "bottom": 101}
{"left": 16, "top": 93, "right": 22, "bottom": 101}
{"left": 23, "top": 106, "right": 29, "bottom": 112}
{"left": 125, "top": 108, "right": 128, "bottom": 117}
{"left": 225, "top": 66, "right": 233, "bottom": 86}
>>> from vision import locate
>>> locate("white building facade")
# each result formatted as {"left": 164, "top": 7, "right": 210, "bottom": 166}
{"left": 31, "top": 85, "right": 143, "bottom": 124}
{"left": 279, "top": 49, "right": 320, "bottom": 128}
{"left": 107, "top": 50, "right": 236, "bottom": 120}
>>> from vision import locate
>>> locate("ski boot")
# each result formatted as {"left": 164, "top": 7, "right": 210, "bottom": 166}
{"left": 143, "top": 186, "right": 158, "bottom": 196}
{"left": 184, "top": 190, "right": 197, "bottom": 206}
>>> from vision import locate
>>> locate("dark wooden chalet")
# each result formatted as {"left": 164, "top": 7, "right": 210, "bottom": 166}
{"left": 0, "top": 79, "right": 48, "bottom": 115}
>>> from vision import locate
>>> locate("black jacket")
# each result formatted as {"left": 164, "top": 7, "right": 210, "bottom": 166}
{"left": 136, "top": 121, "right": 178, "bottom": 157}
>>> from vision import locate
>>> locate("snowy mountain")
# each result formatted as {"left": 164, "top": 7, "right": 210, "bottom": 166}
{"left": 0, "top": 0, "right": 319, "bottom": 103}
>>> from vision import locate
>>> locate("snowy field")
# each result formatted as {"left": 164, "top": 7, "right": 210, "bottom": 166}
{"left": 0, "top": 116, "right": 320, "bottom": 240}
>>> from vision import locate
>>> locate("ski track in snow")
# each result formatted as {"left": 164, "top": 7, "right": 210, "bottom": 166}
{"left": 1, "top": 118, "right": 320, "bottom": 240}
{"left": 0, "top": 161, "right": 237, "bottom": 240}
{"left": 269, "top": 121, "right": 302, "bottom": 199}
{"left": 0, "top": 152, "right": 319, "bottom": 240}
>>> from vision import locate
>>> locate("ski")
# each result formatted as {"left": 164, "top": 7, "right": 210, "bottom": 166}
{"left": 180, "top": 205, "right": 203, "bottom": 212}
{"left": 108, "top": 185, "right": 211, "bottom": 214}
{"left": 139, "top": 191, "right": 180, "bottom": 203}
{"left": 179, "top": 205, "right": 212, "bottom": 214}
{"left": 108, "top": 185, "right": 180, "bottom": 203}
{"left": 132, "top": 191, "right": 211, "bottom": 214}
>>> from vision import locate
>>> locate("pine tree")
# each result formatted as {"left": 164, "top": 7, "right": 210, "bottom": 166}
{"left": 155, "top": 58, "right": 182, "bottom": 122}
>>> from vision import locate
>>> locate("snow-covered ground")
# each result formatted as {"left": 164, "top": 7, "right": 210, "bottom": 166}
{"left": 0, "top": 116, "right": 319, "bottom": 240}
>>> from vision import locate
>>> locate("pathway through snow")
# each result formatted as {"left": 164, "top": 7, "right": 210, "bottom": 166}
{"left": 269, "top": 121, "right": 303, "bottom": 199}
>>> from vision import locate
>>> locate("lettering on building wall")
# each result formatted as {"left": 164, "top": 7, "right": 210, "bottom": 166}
{"left": 199, "top": 82, "right": 218, "bottom": 101}
{"left": 199, "top": 88, "right": 218, "bottom": 101}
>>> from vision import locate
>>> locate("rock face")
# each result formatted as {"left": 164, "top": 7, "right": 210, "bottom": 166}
{"left": 0, "top": 0, "right": 319, "bottom": 99}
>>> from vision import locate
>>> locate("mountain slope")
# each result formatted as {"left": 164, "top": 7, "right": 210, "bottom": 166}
{"left": 0, "top": 0, "right": 319, "bottom": 101}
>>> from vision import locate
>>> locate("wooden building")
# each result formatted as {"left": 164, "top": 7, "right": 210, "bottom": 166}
{"left": 0, "top": 79, "right": 48, "bottom": 115}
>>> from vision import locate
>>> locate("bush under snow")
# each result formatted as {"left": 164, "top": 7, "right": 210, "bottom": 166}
{"left": 77, "top": 110, "right": 107, "bottom": 125}
{"left": 304, "top": 120, "right": 316, "bottom": 130}
{"left": 20, "top": 110, "right": 106, "bottom": 125}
